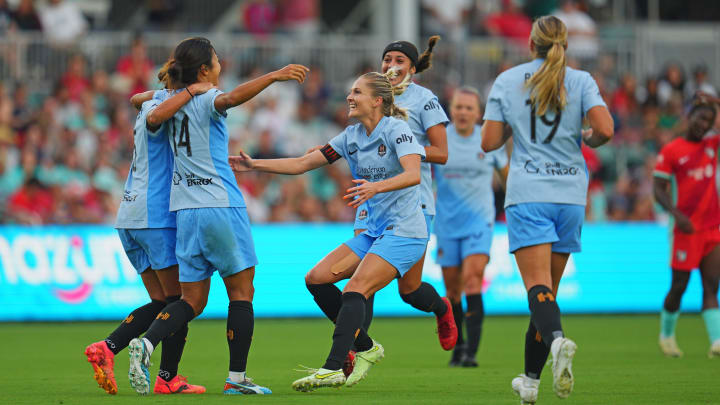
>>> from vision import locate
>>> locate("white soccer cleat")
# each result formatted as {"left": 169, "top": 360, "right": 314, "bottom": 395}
{"left": 511, "top": 373, "right": 539, "bottom": 404}
{"left": 659, "top": 335, "right": 683, "bottom": 358}
{"left": 708, "top": 340, "right": 720, "bottom": 358}
{"left": 291, "top": 367, "right": 346, "bottom": 392}
{"left": 127, "top": 338, "right": 151, "bottom": 395}
{"left": 346, "top": 340, "right": 384, "bottom": 387}
{"left": 550, "top": 337, "right": 577, "bottom": 399}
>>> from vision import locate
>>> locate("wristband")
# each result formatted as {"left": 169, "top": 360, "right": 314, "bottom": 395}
{"left": 186, "top": 88, "right": 194, "bottom": 98}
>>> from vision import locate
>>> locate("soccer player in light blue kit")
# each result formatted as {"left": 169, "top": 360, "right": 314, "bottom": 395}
{"left": 434, "top": 86, "right": 508, "bottom": 368}
{"left": 354, "top": 36, "right": 458, "bottom": 352}
{"left": 229, "top": 71, "right": 427, "bottom": 391}
{"left": 126, "top": 37, "right": 309, "bottom": 396}
{"left": 482, "top": 16, "right": 613, "bottom": 404}
{"left": 84, "top": 71, "right": 211, "bottom": 395}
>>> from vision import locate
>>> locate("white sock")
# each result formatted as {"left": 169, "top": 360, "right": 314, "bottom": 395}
{"left": 142, "top": 338, "right": 154, "bottom": 356}
{"left": 228, "top": 371, "right": 246, "bottom": 383}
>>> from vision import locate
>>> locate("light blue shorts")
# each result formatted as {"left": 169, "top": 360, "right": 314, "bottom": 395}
{"left": 175, "top": 207, "right": 258, "bottom": 282}
{"left": 505, "top": 203, "right": 584, "bottom": 253}
{"left": 344, "top": 232, "right": 427, "bottom": 276}
{"left": 436, "top": 223, "right": 493, "bottom": 267}
{"left": 117, "top": 228, "right": 178, "bottom": 274}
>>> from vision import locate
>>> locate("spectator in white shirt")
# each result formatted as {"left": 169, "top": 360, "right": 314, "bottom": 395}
{"left": 39, "top": 0, "right": 87, "bottom": 46}
{"left": 553, "top": 0, "right": 598, "bottom": 59}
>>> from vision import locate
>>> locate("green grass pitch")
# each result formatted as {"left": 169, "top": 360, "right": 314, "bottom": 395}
{"left": 2, "top": 315, "right": 719, "bottom": 404}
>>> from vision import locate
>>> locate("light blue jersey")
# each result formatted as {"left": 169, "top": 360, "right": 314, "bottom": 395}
{"left": 353, "top": 82, "right": 449, "bottom": 229}
{"left": 328, "top": 116, "right": 427, "bottom": 239}
{"left": 483, "top": 59, "right": 606, "bottom": 208}
{"left": 115, "top": 96, "right": 176, "bottom": 229}
{"left": 434, "top": 124, "right": 507, "bottom": 239}
{"left": 167, "top": 89, "right": 246, "bottom": 211}
{"left": 395, "top": 83, "right": 450, "bottom": 215}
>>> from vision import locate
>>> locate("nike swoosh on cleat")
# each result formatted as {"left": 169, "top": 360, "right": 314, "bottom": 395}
{"left": 315, "top": 372, "right": 342, "bottom": 379}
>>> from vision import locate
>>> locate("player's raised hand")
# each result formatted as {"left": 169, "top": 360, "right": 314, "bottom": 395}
{"left": 188, "top": 82, "right": 215, "bottom": 96}
{"left": 344, "top": 179, "right": 379, "bottom": 207}
{"left": 228, "top": 151, "right": 254, "bottom": 172}
{"left": 674, "top": 212, "right": 695, "bottom": 234}
{"left": 273, "top": 64, "right": 310, "bottom": 84}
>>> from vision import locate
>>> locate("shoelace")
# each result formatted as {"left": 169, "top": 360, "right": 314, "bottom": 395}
{"left": 293, "top": 365, "right": 319, "bottom": 375}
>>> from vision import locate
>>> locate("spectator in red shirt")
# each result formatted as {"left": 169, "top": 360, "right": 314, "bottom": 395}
{"left": 7, "top": 177, "right": 54, "bottom": 224}
{"left": 115, "top": 36, "right": 154, "bottom": 96}
{"left": 485, "top": 0, "right": 533, "bottom": 46}
{"left": 61, "top": 54, "right": 91, "bottom": 102}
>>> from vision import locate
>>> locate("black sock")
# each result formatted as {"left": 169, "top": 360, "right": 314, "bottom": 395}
{"left": 158, "top": 295, "right": 187, "bottom": 381}
{"left": 307, "top": 283, "right": 342, "bottom": 322}
{"left": 527, "top": 285, "right": 563, "bottom": 347}
{"left": 307, "top": 283, "right": 373, "bottom": 352}
{"left": 400, "top": 282, "right": 447, "bottom": 317}
{"left": 105, "top": 299, "right": 166, "bottom": 355}
{"left": 465, "top": 293, "right": 484, "bottom": 358}
{"left": 451, "top": 300, "right": 465, "bottom": 347}
{"left": 363, "top": 293, "right": 375, "bottom": 333}
{"left": 324, "top": 292, "right": 366, "bottom": 370}
{"left": 227, "top": 301, "right": 254, "bottom": 373}
{"left": 524, "top": 321, "right": 550, "bottom": 379}
{"left": 144, "top": 299, "right": 195, "bottom": 348}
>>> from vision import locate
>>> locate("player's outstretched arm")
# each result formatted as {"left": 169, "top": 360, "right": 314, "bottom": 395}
{"left": 214, "top": 64, "right": 309, "bottom": 113}
{"left": 229, "top": 149, "right": 328, "bottom": 175}
{"left": 653, "top": 176, "right": 695, "bottom": 234}
{"left": 146, "top": 82, "right": 214, "bottom": 128}
{"left": 583, "top": 106, "right": 614, "bottom": 148}
{"left": 130, "top": 91, "right": 155, "bottom": 110}
{"left": 344, "top": 154, "right": 421, "bottom": 207}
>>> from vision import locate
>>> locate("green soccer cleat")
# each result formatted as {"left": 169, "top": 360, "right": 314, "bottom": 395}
{"left": 345, "top": 340, "right": 384, "bottom": 387}
{"left": 292, "top": 367, "right": 346, "bottom": 392}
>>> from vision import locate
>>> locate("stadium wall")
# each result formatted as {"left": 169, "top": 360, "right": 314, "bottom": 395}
{"left": 0, "top": 223, "right": 700, "bottom": 321}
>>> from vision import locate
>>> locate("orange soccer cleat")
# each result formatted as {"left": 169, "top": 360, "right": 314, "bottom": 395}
{"left": 436, "top": 297, "right": 458, "bottom": 351}
{"left": 84, "top": 341, "right": 118, "bottom": 395}
{"left": 154, "top": 374, "right": 206, "bottom": 394}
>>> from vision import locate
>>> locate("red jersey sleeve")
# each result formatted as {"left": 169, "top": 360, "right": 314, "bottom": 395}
{"left": 654, "top": 144, "right": 674, "bottom": 179}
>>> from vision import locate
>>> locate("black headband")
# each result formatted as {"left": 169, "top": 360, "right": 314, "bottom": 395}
{"left": 382, "top": 41, "right": 419, "bottom": 67}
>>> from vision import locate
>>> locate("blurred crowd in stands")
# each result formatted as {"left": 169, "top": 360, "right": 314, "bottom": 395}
{"left": 0, "top": 0, "right": 717, "bottom": 225}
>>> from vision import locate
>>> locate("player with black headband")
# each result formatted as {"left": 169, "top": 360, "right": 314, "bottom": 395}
{"left": 354, "top": 37, "right": 457, "bottom": 351}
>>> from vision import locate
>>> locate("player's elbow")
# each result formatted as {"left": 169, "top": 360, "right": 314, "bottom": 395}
{"left": 434, "top": 150, "right": 448, "bottom": 165}
{"left": 146, "top": 111, "right": 162, "bottom": 127}
{"left": 593, "top": 122, "right": 614, "bottom": 144}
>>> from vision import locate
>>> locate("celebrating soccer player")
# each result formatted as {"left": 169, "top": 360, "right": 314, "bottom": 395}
{"left": 482, "top": 16, "right": 613, "bottom": 404}
{"left": 434, "top": 86, "right": 508, "bottom": 367}
{"left": 229, "top": 69, "right": 427, "bottom": 391}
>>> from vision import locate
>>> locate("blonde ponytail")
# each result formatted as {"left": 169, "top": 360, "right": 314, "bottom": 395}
{"left": 361, "top": 71, "right": 408, "bottom": 120}
{"left": 526, "top": 16, "right": 568, "bottom": 116}
{"left": 385, "top": 66, "right": 412, "bottom": 96}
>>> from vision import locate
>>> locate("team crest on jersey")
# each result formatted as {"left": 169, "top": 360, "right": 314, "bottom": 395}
{"left": 358, "top": 209, "right": 368, "bottom": 220}
{"left": 677, "top": 250, "right": 687, "bottom": 262}
{"left": 477, "top": 152, "right": 486, "bottom": 160}
{"left": 706, "top": 147, "right": 715, "bottom": 158}
{"left": 378, "top": 144, "right": 387, "bottom": 157}
{"left": 172, "top": 171, "right": 182, "bottom": 185}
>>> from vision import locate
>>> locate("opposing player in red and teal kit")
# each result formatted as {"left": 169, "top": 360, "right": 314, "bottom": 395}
{"left": 653, "top": 99, "right": 720, "bottom": 358}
